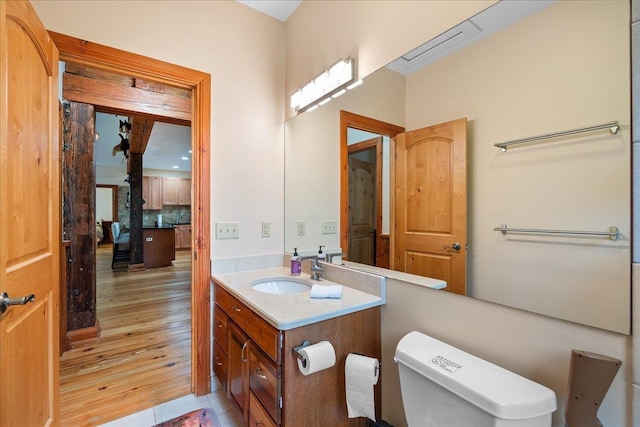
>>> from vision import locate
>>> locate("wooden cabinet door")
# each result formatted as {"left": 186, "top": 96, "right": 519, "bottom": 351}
{"left": 228, "top": 321, "right": 249, "bottom": 415}
{"left": 177, "top": 178, "right": 191, "bottom": 205}
{"left": 142, "top": 176, "right": 162, "bottom": 209}
{"left": 162, "top": 177, "right": 178, "bottom": 205}
{"left": 175, "top": 225, "right": 191, "bottom": 249}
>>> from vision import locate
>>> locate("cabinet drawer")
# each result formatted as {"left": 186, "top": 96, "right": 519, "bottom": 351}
{"left": 214, "top": 282, "right": 281, "bottom": 362}
{"left": 215, "top": 283, "right": 250, "bottom": 328}
{"left": 213, "top": 305, "right": 228, "bottom": 348}
{"left": 250, "top": 392, "right": 278, "bottom": 427}
{"left": 249, "top": 346, "right": 280, "bottom": 424}
{"left": 213, "top": 340, "right": 227, "bottom": 389}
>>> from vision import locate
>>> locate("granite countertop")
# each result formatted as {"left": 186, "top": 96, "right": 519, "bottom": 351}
{"left": 212, "top": 266, "right": 384, "bottom": 330}
{"left": 143, "top": 225, "right": 176, "bottom": 230}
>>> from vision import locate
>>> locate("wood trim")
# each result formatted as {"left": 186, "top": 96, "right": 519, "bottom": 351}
{"left": 51, "top": 32, "right": 212, "bottom": 395}
{"left": 339, "top": 111, "right": 404, "bottom": 260}
{"left": 60, "top": 240, "right": 71, "bottom": 354}
{"left": 67, "top": 321, "right": 101, "bottom": 348}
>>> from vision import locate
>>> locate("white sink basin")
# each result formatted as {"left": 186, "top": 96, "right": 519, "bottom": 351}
{"left": 251, "top": 277, "right": 311, "bottom": 294}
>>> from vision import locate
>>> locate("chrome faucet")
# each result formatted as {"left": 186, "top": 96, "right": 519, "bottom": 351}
{"left": 299, "top": 255, "right": 323, "bottom": 280}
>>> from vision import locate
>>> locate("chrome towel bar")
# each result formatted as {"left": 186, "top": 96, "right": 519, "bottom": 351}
{"left": 494, "top": 224, "right": 619, "bottom": 241}
{"left": 495, "top": 121, "right": 619, "bottom": 151}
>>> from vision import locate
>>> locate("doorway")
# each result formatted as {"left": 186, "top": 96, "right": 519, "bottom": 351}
{"left": 96, "top": 184, "right": 118, "bottom": 245}
{"left": 340, "top": 111, "right": 404, "bottom": 267}
{"left": 52, "top": 30, "right": 211, "bottom": 417}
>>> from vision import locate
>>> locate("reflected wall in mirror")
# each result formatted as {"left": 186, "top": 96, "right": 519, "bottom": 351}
{"left": 284, "top": 0, "right": 630, "bottom": 334}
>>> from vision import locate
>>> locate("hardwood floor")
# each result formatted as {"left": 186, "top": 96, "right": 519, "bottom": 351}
{"left": 59, "top": 246, "right": 192, "bottom": 426}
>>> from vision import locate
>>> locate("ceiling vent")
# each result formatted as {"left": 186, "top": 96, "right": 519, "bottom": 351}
{"left": 387, "top": 20, "right": 481, "bottom": 75}
{"left": 386, "top": 0, "right": 554, "bottom": 76}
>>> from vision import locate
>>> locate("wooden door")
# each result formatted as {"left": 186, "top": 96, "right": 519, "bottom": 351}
{"left": 0, "top": 1, "right": 60, "bottom": 425}
{"left": 348, "top": 155, "right": 376, "bottom": 265}
{"left": 393, "top": 118, "right": 467, "bottom": 295}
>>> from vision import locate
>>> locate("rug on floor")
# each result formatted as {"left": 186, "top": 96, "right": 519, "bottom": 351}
{"left": 155, "top": 408, "right": 220, "bottom": 427}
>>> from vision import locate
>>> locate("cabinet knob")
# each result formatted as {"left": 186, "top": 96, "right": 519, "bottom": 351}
{"left": 216, "top": 321, "right": 223, "bottom": 328}
{"left": 232, "top": 305, "right": 241, "bottom": 312}
{"left": 255, "top": 368, "right": 268, "bottom": 380}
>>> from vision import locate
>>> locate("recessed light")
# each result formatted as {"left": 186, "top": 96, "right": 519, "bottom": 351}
{"left": 188, "top": 150, "right": 192, "bottom": 154}
{"left": 172, "top": 165, "right": 179, "bottom": 169}
{"left": 181, "top": 157, "right": 189, "bottom": 160}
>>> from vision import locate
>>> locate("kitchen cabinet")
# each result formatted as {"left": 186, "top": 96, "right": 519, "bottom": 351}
{"left": 213, "top": 280, "right": 379, "bottom": 427}
{"left": 177, "top": 178, "right": 191, "bottom": 205}
{"left": 175, "top": 224, "right": 191, "bottom": 249}
{"left": 162, "top": 177, "right": 191, "bottom": 206}
{"left": 142, "top": 176, "right": 163, "bottom": 210}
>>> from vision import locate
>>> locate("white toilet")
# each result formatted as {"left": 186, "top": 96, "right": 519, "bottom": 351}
{"left": 394, "top": 331, "right": 557, "bottom": 426}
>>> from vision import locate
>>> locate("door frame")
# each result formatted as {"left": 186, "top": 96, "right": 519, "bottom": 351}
{"left": 340, "top": 110, "right": 404, "bottom": 260}
{"left": 50, "top": 32, "right": 212, "bottom": 395}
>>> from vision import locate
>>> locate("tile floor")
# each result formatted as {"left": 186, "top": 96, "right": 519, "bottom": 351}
{"left": 98, "top": 377, "right": 242, "bottom": 427}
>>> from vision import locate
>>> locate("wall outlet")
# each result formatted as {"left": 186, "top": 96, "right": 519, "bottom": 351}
{"left": 261, "top": 221, "right": 271, "bottom": 237}
{"left": 321, "top": 220, "right": 338, "bottom": 234}
{"left": 297, "top": 220, "right": 306, "bottom": 236}
{"left": 216, "top": 222, "right": 239, "bottom": 239}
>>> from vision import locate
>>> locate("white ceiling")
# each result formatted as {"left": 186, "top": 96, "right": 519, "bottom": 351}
{"left": 95, "top": 113, "right": 191, "bottom": 172}
{"left": 236, "top": 0, "right": 302, "bottom": 22}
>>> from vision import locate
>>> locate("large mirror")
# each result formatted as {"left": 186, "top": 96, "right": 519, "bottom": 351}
{"left": 284, "top": 0, "right": 631, "bottom": 334}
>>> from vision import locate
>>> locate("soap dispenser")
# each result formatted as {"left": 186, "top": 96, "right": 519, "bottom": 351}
{"left": 291, "top": 247, "right": 301, "bottom": 276}
{"left": 317, "top": 245, "right": 326, "bottom": 262}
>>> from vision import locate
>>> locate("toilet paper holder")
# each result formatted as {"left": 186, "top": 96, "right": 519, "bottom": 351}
{"left": 293, "top": 340, "right": 312, "bottom": 368}
{"left": 293, "top": 341, "right": 381, "bottom": 375}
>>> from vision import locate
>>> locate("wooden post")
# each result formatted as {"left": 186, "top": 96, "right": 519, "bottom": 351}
{"left": 62, "top": 101, "right": 99, "bottom": 339}
{"left": 128, "top": 152, "right": 144, "bottom": 270}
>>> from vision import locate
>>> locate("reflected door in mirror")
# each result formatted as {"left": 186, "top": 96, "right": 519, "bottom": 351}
{"left": 348, "top": 154, "right": 376, "bottom": 265}
{"left": 393, "top": 118, "right": 467, "bottom": 295}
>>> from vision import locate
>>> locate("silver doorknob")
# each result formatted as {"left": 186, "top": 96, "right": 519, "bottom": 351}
{"left": 444, "top": 243, "right": 461, "bottom": 251}
{"left": 0, "top": 292, "right": 35, "bottom": 314}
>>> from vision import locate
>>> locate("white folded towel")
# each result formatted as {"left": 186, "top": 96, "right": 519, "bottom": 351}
{"left": 310, "top": 284, "right": 343, "bottom": 299}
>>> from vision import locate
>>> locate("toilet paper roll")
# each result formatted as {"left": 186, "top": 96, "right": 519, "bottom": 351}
{"left": 297, "top": 341, "right": 336, "bottom": 376}
{"left": 345, "top": 353, "right": 379, "bottom": 421}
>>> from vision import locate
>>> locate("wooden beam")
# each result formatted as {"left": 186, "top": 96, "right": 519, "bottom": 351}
{"left": 63, "top": 73, "right": 191, "bottom": 123}
{"left": 129, "top": 116, "right": 155, "bottom": 154}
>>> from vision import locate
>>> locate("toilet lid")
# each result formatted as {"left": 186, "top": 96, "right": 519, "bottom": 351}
{"left": 394, "top": 331, "right": 557, "bottom": 420}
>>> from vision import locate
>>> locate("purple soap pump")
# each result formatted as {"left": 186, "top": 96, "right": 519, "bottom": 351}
{"left": 290, "top": 247, "right": 301, "bottom": 276}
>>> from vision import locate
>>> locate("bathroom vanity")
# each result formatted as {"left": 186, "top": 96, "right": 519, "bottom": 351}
{"left": 212, "top": 267, "right": 384, "bottom": 427}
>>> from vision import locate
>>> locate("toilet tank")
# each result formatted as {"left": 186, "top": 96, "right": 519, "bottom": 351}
{"left": 394, "top": 332, "right": 557, "bottom": 426}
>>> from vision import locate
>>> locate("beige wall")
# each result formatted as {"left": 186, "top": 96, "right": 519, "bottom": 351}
{"left": 32, "top": 0, "right": 286, "bottom": 259}
{"left": 405, "top": 1, "right": 630, "bottom": 334}
{"left": 285, "top": 0, "right": 496, "bottom": 120}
